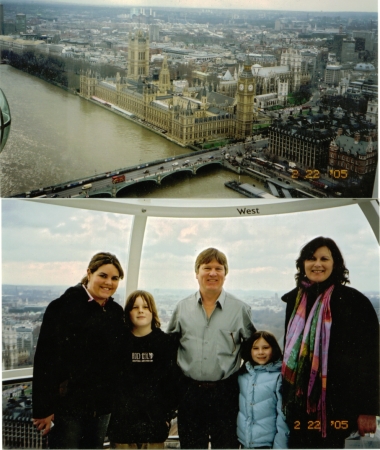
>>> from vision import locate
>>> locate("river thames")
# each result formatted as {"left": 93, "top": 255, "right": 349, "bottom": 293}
{"left": 0, "top": 65, "right": 263, "bottom": 198}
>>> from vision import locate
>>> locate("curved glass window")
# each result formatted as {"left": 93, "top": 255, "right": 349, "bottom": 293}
{"left": 0, "top": 88, "right": 11, "bottom": 152}
{"left": 140, "top": 204, "right": 379, "bottom": 336}
{"left": 2, "top": 199, "right": 133, "bottom": 371}
{"left": 2, "top": 198, "right": 379, "bottom": 375}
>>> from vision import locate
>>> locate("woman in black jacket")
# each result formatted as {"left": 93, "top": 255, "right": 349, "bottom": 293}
{"left": 32, "top": 252, "right": 125, "bottom": 449}
{"left": 281, "top": 237, "right": 379, "bottom": 449}
{"left": 108, "top": 290, "right": 179, "bottom": 449}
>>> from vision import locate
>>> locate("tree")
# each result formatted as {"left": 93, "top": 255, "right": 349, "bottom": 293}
{"left": 292, "top": 85, "right": 312, "bottom": 105}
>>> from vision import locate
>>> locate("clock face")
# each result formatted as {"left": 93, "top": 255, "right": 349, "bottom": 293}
{"left": 248, "top": 84, "right": 253, "bottom": 91}
{"left": 239, "top": 84, "right": 244, "bottom": 91}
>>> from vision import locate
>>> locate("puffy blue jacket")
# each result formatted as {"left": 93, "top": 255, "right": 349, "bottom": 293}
{"left": 237, "top": 360, "right": 289, "bottom": 449}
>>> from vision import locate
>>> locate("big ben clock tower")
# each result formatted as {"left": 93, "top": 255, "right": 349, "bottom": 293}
{"left": 235, "top": 57, "right": 255, "bottom": 140}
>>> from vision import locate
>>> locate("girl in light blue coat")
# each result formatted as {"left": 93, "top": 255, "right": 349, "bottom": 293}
{"left": 237, "top": 331, "right": 289, "bottom": 449}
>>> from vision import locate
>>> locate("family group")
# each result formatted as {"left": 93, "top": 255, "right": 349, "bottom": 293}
{"left": 32, "top": 238, "right": 379, "bottom": 449}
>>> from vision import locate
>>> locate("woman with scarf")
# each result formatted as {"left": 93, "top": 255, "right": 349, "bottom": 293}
{"left": 281, "top": 236, "right": 379, "bottom": 449}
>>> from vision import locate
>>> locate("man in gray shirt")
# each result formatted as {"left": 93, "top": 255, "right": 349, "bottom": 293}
{"left": 167, "top": 248, "right": 256, "bottom": 449}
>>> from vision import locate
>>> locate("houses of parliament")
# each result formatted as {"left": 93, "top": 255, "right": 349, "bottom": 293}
{"left": 80, "top": 29, "right": 303, "bottom": 147}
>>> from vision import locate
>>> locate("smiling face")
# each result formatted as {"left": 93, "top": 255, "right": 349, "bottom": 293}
{"left": 196, "top": 258, "right": 226, "bottom": 296}
{"left": 129, "top": 296, "right": 153, "bottom": 330}
{"left": 86, "top": 264, "right": 120, "bottom": 303}
{"left": 304, "top": 246, "right": 334, "bottom": 283}
{"left": 251, "top": 337, "right": 273, "bottom": 365}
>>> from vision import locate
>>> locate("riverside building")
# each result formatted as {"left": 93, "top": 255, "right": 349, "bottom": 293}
{"left": 329, "top": 129, "right": 377, "bottom": 178}
{"left": 3, "top": 389, "right": 48, "bottom": 449}
{"left": 80, "top": 29, "right": 257, "bottom": 146}
{"left": 268, "top": 109, "right": 376, "bottom": 171}
{"left": 80, "top": 30, "right": 309, "bottom": 146}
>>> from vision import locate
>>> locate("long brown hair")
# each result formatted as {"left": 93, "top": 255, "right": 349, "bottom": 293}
{"left": 124, "top": 290, "right": 161, "bottom": 330}
{"left": 241, "top": 330, "right": 282, "bottom": 365}
{"left": 81, "top": 252, "right": 124, "bottom": 286}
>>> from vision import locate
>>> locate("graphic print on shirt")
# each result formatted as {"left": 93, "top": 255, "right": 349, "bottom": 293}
{"left": 132, "top": 352, "right": 154, "bottom": 362}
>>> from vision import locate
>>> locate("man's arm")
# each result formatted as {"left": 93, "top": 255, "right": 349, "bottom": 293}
{"left": 242, "top": 303, "right": 256, "bottom": 339}
{"left": 167, "top": 304, "right": 181, "bottom": 335}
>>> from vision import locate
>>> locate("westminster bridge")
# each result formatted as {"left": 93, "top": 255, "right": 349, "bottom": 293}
{"left": 12, "top": 146, "right": 247, "bottom": 199}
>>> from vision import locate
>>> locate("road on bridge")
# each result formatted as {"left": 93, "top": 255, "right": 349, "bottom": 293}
{"left": 27, "top": 148, "right": 228, "bottom": 198}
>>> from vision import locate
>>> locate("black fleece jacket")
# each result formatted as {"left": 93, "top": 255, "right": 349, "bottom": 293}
{"left": 282, "top": 282, "right": 379, "bottom": 429}
{"left": 32, "top": 284, "right": 125, "bottom": 419}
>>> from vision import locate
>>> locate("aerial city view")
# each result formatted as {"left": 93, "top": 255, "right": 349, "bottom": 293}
{"left": 0, "top": 0, "right": 377, "bottom": 198}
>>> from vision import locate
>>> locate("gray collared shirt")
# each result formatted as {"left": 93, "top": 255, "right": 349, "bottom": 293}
{"left": 167, "top": 289, "right": 256, "bottom": 381}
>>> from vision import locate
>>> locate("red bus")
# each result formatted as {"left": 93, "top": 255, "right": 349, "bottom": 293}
{"left": 112, "top": 175, "right": 126, "bottom": 184}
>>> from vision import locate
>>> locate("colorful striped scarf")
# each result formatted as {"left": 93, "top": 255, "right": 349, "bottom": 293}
{"left": 282, "top": 283, "right": 334, "bottom": 437}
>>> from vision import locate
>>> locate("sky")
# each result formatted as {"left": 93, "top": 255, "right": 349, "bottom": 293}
{"left": 9, "top": 0, "right": 379, "bottom": 13}
{"left": 1, "top": 199, "right": 379, "bottom": 295}
{"left": 95, "top": 0, "right": 378, "bottom": 12}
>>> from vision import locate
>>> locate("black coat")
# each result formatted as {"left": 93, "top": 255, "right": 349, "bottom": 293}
{"left": 108, "top": 327, "right": 180, "bottom": 444}
{"left": 282, "top": 283, "right": 379, "bottom": 441}
{"left": 32, "top": 284, "right": 125, "bottom": 419}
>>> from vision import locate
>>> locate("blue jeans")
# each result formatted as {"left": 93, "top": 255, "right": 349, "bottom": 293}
{"left": 49, "top": 413, "right": 110, "bottom": 449}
